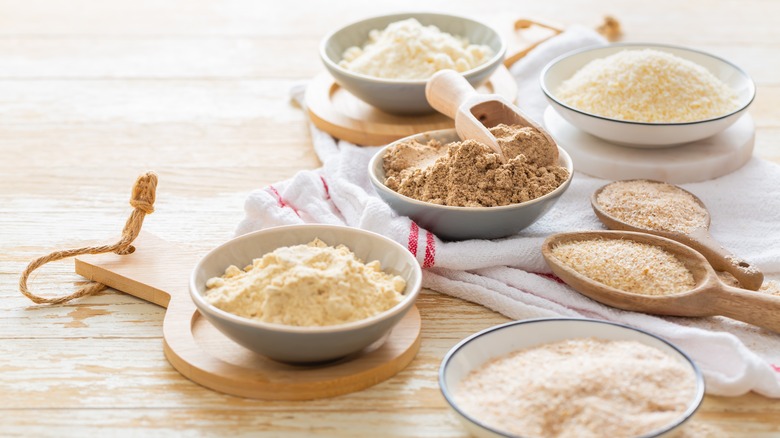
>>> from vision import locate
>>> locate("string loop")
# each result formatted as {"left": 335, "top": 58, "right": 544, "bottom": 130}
{"left": 18, "top": 172, "right": 158, "bottom": 305}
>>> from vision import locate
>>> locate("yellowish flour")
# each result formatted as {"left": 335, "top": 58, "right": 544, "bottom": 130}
{"left": 204, "top": 239, "right": 406, "bottom": 326}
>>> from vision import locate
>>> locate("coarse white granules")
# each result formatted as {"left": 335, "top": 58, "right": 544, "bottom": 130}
{"left": 555, "top": 49, "right": 739, "bottom": 123}
{"left": 454, "top": 338, "right": 697, "bottom": 438}
{"left": 597, "top": 180, "right": 708, "bottom": 234}
{"left": 339, "top": 18, "right": 494, "bottom": 80}
{"left": 551, "top": 239, "right": 695, "bottom": 295}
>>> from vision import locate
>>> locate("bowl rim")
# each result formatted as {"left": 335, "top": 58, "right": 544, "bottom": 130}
{"left": 189, "top": 223, "right": 423, "bottom": 334}
{"left": 439, "top": 317, "right": 706, "bottom": 438}
{"left": 367, "top": 128, "right": 574, "bottom": 212}
{"left": 319, "top": 11, "right": 507, "bottom": 85}
{"left": 540, "top": 42, "right": 756, "bottom": 127}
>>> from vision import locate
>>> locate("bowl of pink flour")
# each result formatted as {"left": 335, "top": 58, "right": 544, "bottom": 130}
{"left": 439, "top": 318, "right": 704, "bottom": 437}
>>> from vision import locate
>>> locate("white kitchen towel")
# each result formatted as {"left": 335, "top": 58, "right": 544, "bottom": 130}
{"left": 238, "top": 26, "right": 780, "bottom": 397}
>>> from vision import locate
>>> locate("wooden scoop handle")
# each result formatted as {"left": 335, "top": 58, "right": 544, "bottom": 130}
{"left": 425, "top": 70, "right": 506, "bottom": 163}
{"left": 688, "top": 228, "right": 764, "bottom": 291}
{"left": 425, "top": 70, "right": 480, "bottom": 120}
{"left": 710, "top": 283, "right": 780, "bottom": 333}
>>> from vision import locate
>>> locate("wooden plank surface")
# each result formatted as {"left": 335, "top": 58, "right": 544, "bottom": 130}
{"left": 1, "top": 0, "right": 778, "bottom": 436}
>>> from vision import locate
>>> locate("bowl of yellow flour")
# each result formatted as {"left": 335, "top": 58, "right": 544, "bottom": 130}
{"left": 190, "top": 224, "right": 422, "bottom": 363}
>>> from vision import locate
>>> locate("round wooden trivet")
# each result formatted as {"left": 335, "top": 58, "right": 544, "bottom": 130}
{"left": 181, "top": 305, "right": 422, "bottom": 400}
{"left": 305, "top": 66, "right": 518, "bottom": 146}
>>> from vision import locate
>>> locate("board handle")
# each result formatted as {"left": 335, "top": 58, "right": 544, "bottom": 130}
{"left": 504, "top": 16, "right": 622, "bottom": 68}
{"left": 504, "top": 19, "right": 563, "bottom": 68}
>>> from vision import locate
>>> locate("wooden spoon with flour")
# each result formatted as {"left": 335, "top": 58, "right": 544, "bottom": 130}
{"left": 543, "top": 230, "right": 780, "bottom": 333}
{"left": 591, "top": 179, "right": 764, "bottom": 291}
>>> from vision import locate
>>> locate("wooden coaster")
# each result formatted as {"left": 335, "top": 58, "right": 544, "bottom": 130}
{"left": 74, "top": 232, "right": 422, "bottom": 400}
{"left": 305, "top": 66, "right": 518, "bottom": 146}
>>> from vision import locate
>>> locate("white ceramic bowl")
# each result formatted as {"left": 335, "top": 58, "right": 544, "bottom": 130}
{"left": 320, "top": 12, "right": 506, "bottom": 115}
{"left": 440, "top": 318, "right": 705, "bottom": 438}
{"left": 190, "top": 224, "right": 422, "bottom": 363}
{"left": 541, "top": 43, "right": 755, "bottom": 147}
{"left": 368, "top": 129, "right": 573, "bottom": 241}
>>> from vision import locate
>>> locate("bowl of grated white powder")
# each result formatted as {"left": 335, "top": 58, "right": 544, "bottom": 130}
{"left": 440, "top": 318, "right": 704, "bottom": 438}
{"left": 320, "top": 13, "right": 505, "bottom": 114}
{"left": 540, "top": 43, "right": 755, "bottom": 147}
{"left": 190, "top": 224, "right": 422, "bottom": 363}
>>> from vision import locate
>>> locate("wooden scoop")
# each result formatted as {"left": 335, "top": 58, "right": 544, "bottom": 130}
{"left": 542, "top": 230, "right": 780, "bottom": 333}
{"left": 425, "top": 69, "right": 558, "bottom": 165}
{"left": 592, "top": 180, "right": 764, "bottom": 291}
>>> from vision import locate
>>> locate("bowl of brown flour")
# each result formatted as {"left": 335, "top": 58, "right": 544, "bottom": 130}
{"left": 368, "top": 128, "right": 573, "bottom": 240}
{"left": 440, "top": 318, "right": 704, "bottom": 438}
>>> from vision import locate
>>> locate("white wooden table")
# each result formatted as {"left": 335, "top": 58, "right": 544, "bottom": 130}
{"left": 1, "top": 0, "right": 778, "bottom": 436}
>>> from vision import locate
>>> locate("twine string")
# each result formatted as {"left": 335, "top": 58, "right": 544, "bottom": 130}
{"left": 18, "top": 172, "right": 158, "bottom": 305}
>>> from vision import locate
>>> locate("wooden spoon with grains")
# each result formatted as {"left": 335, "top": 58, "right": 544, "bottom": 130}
{"left": 542, "top": 230, "right": 780, "bottom": 333}
{"left": 591, "top": 179, "right": 764, "bottom": 291}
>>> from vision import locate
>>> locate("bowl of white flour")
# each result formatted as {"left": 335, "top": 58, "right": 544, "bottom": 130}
{"left": 320, "top": 13, "right": 506, "bottom": 115}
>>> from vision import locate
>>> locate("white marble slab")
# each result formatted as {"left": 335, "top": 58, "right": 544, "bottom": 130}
{"left": 543, "top": 106, "right": 755, "bottom": 183}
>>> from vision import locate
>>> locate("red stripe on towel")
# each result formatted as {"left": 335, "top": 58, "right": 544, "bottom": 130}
{"left": 534, "top": 272, "right": 565, "bottom": 284}
{"left": 423, "top": 231, "right": 436, "bottom": 268}
{"left": 408, "top": 222, "right": 419, "bottom": 257}
{"left": 267, "top": 186, "right": 300, "bottom": 217}
{"left": 772, "top": 364, "right": 780, "bottom": 373}
{"left": 320, "top": 176, "right": 331, "bottom": 200}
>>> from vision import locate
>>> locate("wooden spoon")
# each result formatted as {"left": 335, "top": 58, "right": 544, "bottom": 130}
{"left": 542, "top": 230, "right": 780, "bottom": 333}
{"left": 592, "top": 180, "right": 764, "bottom": 291}
{"left": 425, "top": 69, "right": 558, "bottom": 165}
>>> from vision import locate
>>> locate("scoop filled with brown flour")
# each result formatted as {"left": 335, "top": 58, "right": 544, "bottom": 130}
{"left": 382, "top": 124, "right": 568, "bottom": 207}
{"left": 454, "top": 338, "right": 698, "bottom": 438}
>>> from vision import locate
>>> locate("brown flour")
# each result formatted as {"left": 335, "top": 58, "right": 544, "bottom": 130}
{"left": 491, "top": 123, "right": 558, "bottom": 167}
{"left": 383, "top": 124, "right": 567, "bottom": 207}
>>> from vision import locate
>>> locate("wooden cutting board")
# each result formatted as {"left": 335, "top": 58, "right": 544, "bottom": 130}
{"left": 305, "top": 66, "right": 518, "bottom": 146}
{"left": 74, "top": 232, "right": 422, "bottom": 400}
